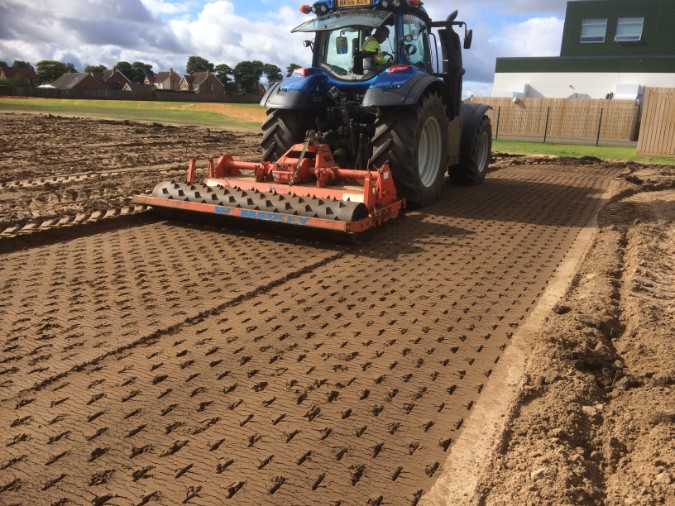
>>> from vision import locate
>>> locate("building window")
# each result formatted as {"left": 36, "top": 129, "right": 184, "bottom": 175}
{"left": 580, "top": 18, "right": 607, "bottom": 43}
{"left": 615, "top": 17, "right": 644, "bottom": 42}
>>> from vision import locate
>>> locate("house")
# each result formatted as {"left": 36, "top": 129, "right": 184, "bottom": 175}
{"left": 96, "top": 69, "right": 132, "bottom": 90}
{"left": 0, "top": 65, "right": 39, "bottom": 86}
{"left": 492, "top": 0, "right": 675, "bottom": 100}
{"left": 51, "top": 72, "right": 105, "bottom": 90}
{"left": 179, "top": 71, "right": 225, "bottom": 95}
{"left": 145, "top": 69, "right": 181, "bottom": 91}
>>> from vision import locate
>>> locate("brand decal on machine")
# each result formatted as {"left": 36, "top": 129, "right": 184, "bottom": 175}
{"left": 214, "top": 206, "right": 311, "bottom": 225}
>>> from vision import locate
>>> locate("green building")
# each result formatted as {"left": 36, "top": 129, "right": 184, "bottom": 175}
{"left": 492, "top": 0, "right": 675, "bottom": 99}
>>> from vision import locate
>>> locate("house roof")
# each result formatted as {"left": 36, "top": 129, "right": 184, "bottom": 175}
{"left": 0, "top": 66, "right": 38, "bottom": 80}
{"left": 98, "top": 69, "right": 131, "bottom": 83}
{"left": 153, "top": 70, "right": 180, "bottom": 83}
{"left": 51, "top": 72, "right": 102, "bottom": 89}
{"left": 191, "top": 72, "right": 212, "bottom": 85}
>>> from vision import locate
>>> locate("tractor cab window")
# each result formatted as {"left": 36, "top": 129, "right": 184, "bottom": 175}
{"left": 292, "top": 9, "right": 395, "bottom": 81}
{"left": 401, "top": 14, "right": 432, "bottom": 72}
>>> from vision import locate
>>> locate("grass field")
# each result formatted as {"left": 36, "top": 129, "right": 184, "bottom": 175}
{"left": 2, "top": 97, "right": 673, "bottom": 164}
{"left": 0, "top": 97, "right": 266, "bottom": 130}
{"left": 493, "top": 139, "right": 675, "bottom": 166}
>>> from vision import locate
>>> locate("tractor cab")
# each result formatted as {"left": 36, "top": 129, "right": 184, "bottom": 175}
{"left": 292, "top": 6, "right": 433, "bottom": 81}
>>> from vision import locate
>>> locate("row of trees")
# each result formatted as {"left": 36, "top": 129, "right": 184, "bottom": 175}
{"left": 3, "top": 56, "right": 305, "bottom": 92}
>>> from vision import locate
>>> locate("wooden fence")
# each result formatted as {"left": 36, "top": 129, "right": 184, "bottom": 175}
{"left": 637, "top": 88, "right": 675, "bottom": 157}
{"left": 468, "top": 97, "right": 640, "bottom": 146}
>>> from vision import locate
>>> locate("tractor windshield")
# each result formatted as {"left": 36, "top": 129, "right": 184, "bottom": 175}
{"left": 292, "top": 10, "right": 396, "bottom": 81}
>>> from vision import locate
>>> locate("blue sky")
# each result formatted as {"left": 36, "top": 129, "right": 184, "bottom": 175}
{"left": 0, "top": 0, "right": 570, "bottom": 96}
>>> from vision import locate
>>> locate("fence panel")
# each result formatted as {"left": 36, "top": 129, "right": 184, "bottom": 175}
{"left": 469, "top": 97, "right": 640, "bottom": 145}
{"left": 637, "top": 88, "right": 675, "bottom": 157}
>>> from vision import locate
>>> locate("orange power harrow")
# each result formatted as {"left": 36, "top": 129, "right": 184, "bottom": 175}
{"left": 133, "top": 135, "right": 404, "bottom": 234}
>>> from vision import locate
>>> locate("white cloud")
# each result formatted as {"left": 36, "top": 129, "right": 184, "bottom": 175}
{"left": 0, "top": 0, "right": 565, "bottom": 83}
{"left": 491, "top": 17, "right": 564, "bottom": 57}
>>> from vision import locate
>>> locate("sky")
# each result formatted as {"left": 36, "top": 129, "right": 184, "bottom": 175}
{"left": 0, "top": 0, "right": 571, "bottom": 97}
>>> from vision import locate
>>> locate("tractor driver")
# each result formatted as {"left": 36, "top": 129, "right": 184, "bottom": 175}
{"left": 361, "top": 26, "right": 391, "bottom": 65}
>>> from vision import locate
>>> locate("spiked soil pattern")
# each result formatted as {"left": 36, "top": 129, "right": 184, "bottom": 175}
{"left": 0, "top": 112, "right": 671, "bottom": 506}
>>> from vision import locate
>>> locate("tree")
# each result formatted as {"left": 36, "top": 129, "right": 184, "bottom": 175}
{"left": 233, "top": 60, "right": 264, "bottom": 93}
{"left": 85, "top": 64, "right": 107, "bottom": 75}
{"left": 214, "top": 63, "right": 232, "bottom": 84}
{"left": 37, "top": 60, "right": 76, "bottom": 83}
{"left": 12, "top": 60, "right": 32, "bottom": 69}
{"left": 0, "top": 61, "right": 6, "bottom": 68}
{"left": 286, "top": 63, "right": 302, "bottom": 77}
{"left": 186, "top": 56, "right": 214, "bottom": 75}
{"left": 263, "top": 63, "right": 283, "bottom": 85}
{"left": 131, "top": 61, "right": 153, "bottom": 82}
{"left": 214, "top": 63, "right": 237, "bottom": 93}
{"left": 114, "top": 61, "right": 153, "bottom": 83}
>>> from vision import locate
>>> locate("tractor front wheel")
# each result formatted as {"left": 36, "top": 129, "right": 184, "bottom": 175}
{"left": 371, "top": 92, "right": 449, "bottom": 208}
{"left": 452, "top": 115, "right": 491, "bottom": 185}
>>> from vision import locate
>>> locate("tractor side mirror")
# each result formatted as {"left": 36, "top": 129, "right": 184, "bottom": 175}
{"left": 303, "top": 40, "right": 313, "bottom": 50}
{"left": 464, "top": 29, "right": 473, "bottom": 49}
{"left": 336, "top": 36, "right": 348, "bottom": 55}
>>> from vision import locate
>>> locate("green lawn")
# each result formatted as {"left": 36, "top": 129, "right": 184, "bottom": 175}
{"left": 493, "top": 139, "right": 675, "bottom": 166}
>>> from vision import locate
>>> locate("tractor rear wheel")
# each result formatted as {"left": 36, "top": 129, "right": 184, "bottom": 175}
{"left": 452, "top": 115, "right": 491, "bottom": 185}
{"left": 371, "top": 92, "right": 449, "bottom": 208}
{"left": 261, "top": 109, "right": 314, "bottom": 162}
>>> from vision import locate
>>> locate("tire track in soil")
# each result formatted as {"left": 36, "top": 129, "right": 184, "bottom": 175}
{"left": 0, "top": 162, "right": 621, "bottom": 505}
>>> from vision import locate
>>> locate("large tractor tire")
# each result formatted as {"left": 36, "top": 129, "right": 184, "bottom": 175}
{"left": 452, "top": 115, "right": 491, "bottom": 185}
{"left": 371, "top": 92, "right": 449, "bottom": 208}
{"left": 261, "top": 109, "right": 314, "bottom": 162}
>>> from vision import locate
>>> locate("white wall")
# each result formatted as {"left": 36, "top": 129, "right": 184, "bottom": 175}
{"left": 493, "top": 72, "right": 675, "bottom": 99}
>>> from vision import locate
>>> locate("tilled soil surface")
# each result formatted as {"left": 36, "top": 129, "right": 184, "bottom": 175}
{"left": 0, "top": 112, "right": 672, "bottom": 505}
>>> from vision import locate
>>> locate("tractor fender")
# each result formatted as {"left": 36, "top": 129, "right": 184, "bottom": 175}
{"left": 362, "top": 72, "right": 446, "bottom": 108}
{"left": 460, "top": 102, "right": 492, "bottom": 154}
{"left": 261, "top": 73, "right": 328, "bottom": 109}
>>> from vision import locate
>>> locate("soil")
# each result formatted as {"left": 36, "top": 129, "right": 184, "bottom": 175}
{"left": 0, "top": 112, "right": 672, "bottom": 505}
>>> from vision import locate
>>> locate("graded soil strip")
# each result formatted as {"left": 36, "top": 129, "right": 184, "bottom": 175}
{"left": 0, "top": 162, "right": 620, "bottom": 505}
{"left": 0, "top": 113, "right": 260, "bottom": 231}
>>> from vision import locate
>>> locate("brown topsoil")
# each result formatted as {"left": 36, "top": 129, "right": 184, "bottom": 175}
{"left": 0, "top": 112, "right": 672, "bottom": 506}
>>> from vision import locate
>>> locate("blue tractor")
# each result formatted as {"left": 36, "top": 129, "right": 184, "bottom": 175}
{"left": 135, "top": 0, "right": 491, "bottom": 235}
{"left": 261, "top": 0, "right": 492, "bottom": 208}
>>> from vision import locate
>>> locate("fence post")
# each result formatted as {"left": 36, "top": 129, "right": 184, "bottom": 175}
{"left": 495, "top": 106, "right": 501, "bottom": 140}
{"left": 543, "top": 107, "right": 550, "bottom": 143}
{"left": 595, "top": 107, "right": 604, "bottom": 146}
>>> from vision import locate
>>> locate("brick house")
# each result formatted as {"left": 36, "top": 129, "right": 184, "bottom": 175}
{"left": 145, "top": 69, "right": 181, "bottom": 90}
{"left": 0, "top": 65, "right": 39, "bottom": 86}
{"left": 179, "top": 71, "right": 225, "bottom": 96}
{"left": 96, "top": 69, "right": 132, "bottom": 90}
